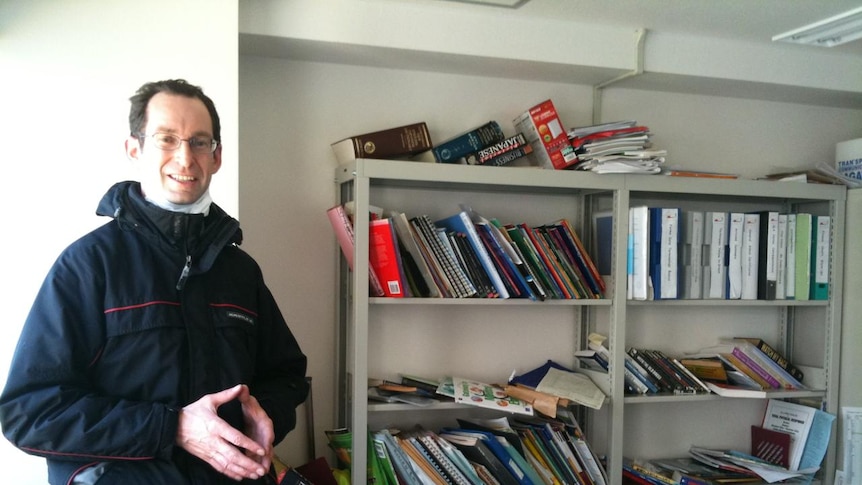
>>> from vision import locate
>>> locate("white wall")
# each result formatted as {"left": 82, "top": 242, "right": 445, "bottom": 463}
{"left": 237, "top": 54, "right": 862, "bottom": 460}
{"left": 0, "top": 1, "right": 238, "bottom": 483}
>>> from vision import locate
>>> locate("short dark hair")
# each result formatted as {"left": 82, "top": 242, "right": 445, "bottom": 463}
{"left": 128, "top": 79, "right": 221, "bottom": 143}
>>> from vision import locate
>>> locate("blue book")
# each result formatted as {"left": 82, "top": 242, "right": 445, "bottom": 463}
{"left": 432, "top": 121, "right": 505, "bottom": 163}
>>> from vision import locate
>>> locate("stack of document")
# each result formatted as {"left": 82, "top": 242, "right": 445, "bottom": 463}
{"left": 568, "top": 120, "right": 666, "bottom": 174}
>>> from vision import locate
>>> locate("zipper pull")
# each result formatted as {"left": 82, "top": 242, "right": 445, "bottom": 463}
{"left": 176, "top": 255, "right": 192, "bottom": 290}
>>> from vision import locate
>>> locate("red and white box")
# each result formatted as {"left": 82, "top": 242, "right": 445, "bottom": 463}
{"left": 513, "top": 99, "right": 578, "bottom": 170}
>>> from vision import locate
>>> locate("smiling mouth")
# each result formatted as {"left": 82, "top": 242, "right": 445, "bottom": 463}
{"left": 170, "top": 174, "right": 197, "bottom": 182}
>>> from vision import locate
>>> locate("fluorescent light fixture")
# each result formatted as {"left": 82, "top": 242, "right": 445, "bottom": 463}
{"left": 433, "top": 0, "right": 531, "bottom": 8}
{"left": 773, "top": 6, "right": 862, "bottom": 47}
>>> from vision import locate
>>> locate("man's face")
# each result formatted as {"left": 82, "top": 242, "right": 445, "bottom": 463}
{"left": 125, "top": 92, "right": 222, "bottom": 205}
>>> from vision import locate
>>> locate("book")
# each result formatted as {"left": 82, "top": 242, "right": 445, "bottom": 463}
{"left": 794, "top": 213, "right": 813, "bottom": 301}
{"left": 411, "top": 215, "right": 477, "bottom": 298}
{"left": 703, "top": 380, "right": 769, "bottom": 398}
{"left": 553, "top": 218, "right": 605, "bottom": 296}
{"left": 369, "top": 218, "right": 406, "bottom": 297}
{"left": 730, "top": 346, "right": 782, "bottom": 389}
{"left": 440, "top": 431, "right": 521, "bottom": 485}
{"left": 734, "top": 337, "right": 804, "bottom": 382}
{"left": 444, "top": 427, "right": 539, "bottom": 485}
{"left": 750, "top": 425, "right": 791, "bottom": 467}
{"left": 432, "top": 121, "right": 505, "bottom": 163}
{"left": 756, "top": 211, "right": 779, "bottom": 300}
{"left": 648, "top": 207, "right": 680, "bottom": 300}
{"left": 680, "top": 211, "right": 704, "bottom": 299}
{"left": 741, "top": 213, "right": 760, "bottom": 300}
{"left": 450, "top": 376, "right": 533, "bottom": 415}
{"left": 513, "top": 99, "right": 578, "bottom": 170}
{"left": 775, "top": 214, "right": 788, "bottom": 300}
{"left": 761, "top": 399, "right": 817, "bottom": 470}
{"left": 730, "top": 339, "right": 805, "bottom": 389}
{"left": 629, "top": 206, "right": 650, "bottom": 300}
{"left": 480, "top": 143, "right": 534, "bottom": 167}
{"left": 330, "top": 122, "right": 432, "bottom": 165}
{"left": 389, "top": 210, "right": 442, "bottom": 297}
{"left": 678, "top": 357, "right": 728, "bottom": 382}
{"left": 436, "top": 211, "right": 510, "bottom": 299}
{"left": 725, "top": 212, "right": 744, "bottom": 300}
{"left": 812, "top": 215, "right": 831, "bottom": 300}
{"left": 464, "top": 133, "right": 529, "bottom": 165}
{"left": 507, "top": 224, "right": 563, "bottom": 299}
{"left": 785, "top": 213, "right": 797, "bottom": 299}
{"left": 703, "top": 212, "right": 728, "bottom": 299}
{"left": 326, "top": 204, "right": 386, "bottom": 297}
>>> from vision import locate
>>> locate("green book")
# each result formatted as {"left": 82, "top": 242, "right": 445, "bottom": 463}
{"left": 794, "top": 213, "right": 812, "bottom": 300}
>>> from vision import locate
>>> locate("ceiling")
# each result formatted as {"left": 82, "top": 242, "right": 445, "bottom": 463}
{"left": 416, "top": 0, "right": 862, "bottom": 57}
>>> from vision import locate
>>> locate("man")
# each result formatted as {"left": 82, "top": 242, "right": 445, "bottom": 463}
{"left": 0, "top": 79, "right": 309, "bottom": 484}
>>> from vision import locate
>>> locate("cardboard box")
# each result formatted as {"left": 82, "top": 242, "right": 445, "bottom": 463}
{"left": 513, "top": 99, "right": 578, "bottom": 170}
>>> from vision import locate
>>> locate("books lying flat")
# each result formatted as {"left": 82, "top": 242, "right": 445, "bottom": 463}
{"left": 330, "top": 122, "right": 432, "bottom": 165}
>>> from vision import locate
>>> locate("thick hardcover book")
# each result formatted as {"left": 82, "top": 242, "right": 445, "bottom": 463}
{"left": 369, "top": 219, "right": 406, "bottom": 297}
{"left": 735, "top": 337, "right": 804, "bottom": 381}
{"left": 436, "top": 211, "right": 510, "bottom": 298}
{"left": 465, "top": 132, "right": 528, "bottom": 165}
{"left": 648, "top": 207, "right": 680, "bottom": 300}
{"left": 432, "top": 121, "right": 505, "bottom": 163}
{"left": 756, "top": 211, "right": 779, "bottom": 300}
{"left": 794, "top": 213, "right": 813, "bottom": 301}
{"left": 325, "top": 204, "right": 386, "bottom": 297}
{"left": 330, "top": 122, "right": 432, "bottom": 165}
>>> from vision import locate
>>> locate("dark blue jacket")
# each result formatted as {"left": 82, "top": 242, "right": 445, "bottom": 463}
{"left": 0, "top": 181, "right": 309, "bottom": 484}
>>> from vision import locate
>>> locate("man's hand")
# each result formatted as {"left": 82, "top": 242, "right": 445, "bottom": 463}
{"left": 176, "top": 384, "right": 274, "bottom": 481}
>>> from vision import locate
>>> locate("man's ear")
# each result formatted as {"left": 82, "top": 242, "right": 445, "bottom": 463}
{"left": 211, "top": 143, "right": 223, "bottom": 174}
{"left": 125, "top": 136, "right": 141, "bottom": 161}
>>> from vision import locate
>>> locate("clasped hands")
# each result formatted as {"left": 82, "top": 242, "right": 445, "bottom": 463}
{"left": 176, "top": 384, "right": 274, "bottom": 482}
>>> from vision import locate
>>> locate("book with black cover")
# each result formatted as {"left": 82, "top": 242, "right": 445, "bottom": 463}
{"left": 440, "top": 431, "right": 520, "bottom": 485}
{"left": 464, "top": 133, "right": 528, "bottom": 165}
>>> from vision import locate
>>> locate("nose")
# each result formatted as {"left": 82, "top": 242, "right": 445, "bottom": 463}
{"left": 174, "top": 141, "right": 195, "bottom": 167}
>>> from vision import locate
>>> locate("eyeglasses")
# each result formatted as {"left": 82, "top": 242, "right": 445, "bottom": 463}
{"left": 139, "top": 132, "right": 218, "bottom": 154}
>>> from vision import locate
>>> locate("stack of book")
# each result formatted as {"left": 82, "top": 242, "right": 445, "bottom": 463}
{"left": 328, "top": 202, "right": 605, "bottom": 300}
{"left": 621, "top": 206, "right": 831, "bottom": 302}
{"left": 432, "top": 120, "right": 534, "bottom": 167}
{"left": 681, "top": 337, "right": 807, "bottom": 397}
{"left": 364, "top": 413, "right": 608, "bottom": 485}
{"left": 568, "top": 120, "right": 666, "bottom": 174}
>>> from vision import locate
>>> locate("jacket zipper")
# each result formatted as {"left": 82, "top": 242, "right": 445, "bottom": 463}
{"left": 176, "top": 254, "right": 192, "bottom": 290}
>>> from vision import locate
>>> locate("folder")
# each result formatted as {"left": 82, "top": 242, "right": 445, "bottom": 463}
{"left": 629, "top": 206, "right": 649, "bottom": 300}
{"left": 649, "top": 207, "right": 680, "bottom": 300}
{"left": 741, "top": 213, "right": 760, "bottom": 300}
{"left": 756, "top": 211, "right": 779, "bottom": 300}
{"left": 812, "top": 215, "right": 831, "bottom": 300}
{"left": 785, "top": 214, "right": 797, "bottom": 299}
{"left": 680, "top": 211, "right": 704, "bottom": 299}
{"left": 703, "top": 212, "right": 728, "bottom": 299}
{"left": 775, "top": 214, "right": 788, "bottom": 300}
{"left": 794, "top": 213, "right": 812, "bottom": 301}
{"left": 726, "top": 213, "right": 744, "bottom": 300}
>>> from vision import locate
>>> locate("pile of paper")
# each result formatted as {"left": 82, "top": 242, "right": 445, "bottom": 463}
{"left": 568, "top": 120, "right": 666, "bottom": 174}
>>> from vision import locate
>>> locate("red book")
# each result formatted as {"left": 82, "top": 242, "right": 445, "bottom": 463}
{"left": 369, "top": 219, "right": 406, "bottom": 297}
{"left": 326, "top": 205, "right": 385, "bottom": 297}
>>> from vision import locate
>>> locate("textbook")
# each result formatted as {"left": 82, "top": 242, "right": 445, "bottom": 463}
{"left": 432, "top": 121, "right": 505, "bottom": 163}
{"left": 330, "top": 122, "right": 432, "bottom": 165}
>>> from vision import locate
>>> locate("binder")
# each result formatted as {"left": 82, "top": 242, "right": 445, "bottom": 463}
{"left": 703, "top": 212, "right": 728, "bottom": 299}
{"left": 649, "top": 207, "right": 679, "bottom": 300}
{"left": 775, "top": 214, "right": 788, "bottom": 300}
{"left": 741, "top": 213, "right": 760, "bottom": 300}
{"left": 785, "top": 214, "right": 797, "bottom": 299}
{"left": 629, "top": 206, "right": 650, "bottom": 300}
{"left": 794, "top": 213, "right": 813, "bottom": 301}
{"left": 812, "top": 215, "right": 831, "bottom": 300}
{"left": 726, "top": 213, "right": 744, "bottom": 300}
{"left": 680, "top": 210, "right": 704, "bottom": 299}
{"left": 756, "top": 211, "right": 779, "bottom": 300}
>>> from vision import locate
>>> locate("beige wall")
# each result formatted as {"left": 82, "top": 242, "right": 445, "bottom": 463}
{"left": 0, "top": 1, "right": 238, "bottom": 482}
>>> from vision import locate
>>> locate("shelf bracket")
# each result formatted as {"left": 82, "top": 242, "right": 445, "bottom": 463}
{"left": 592, "top": 28, "right": 646, "bottom": 124}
